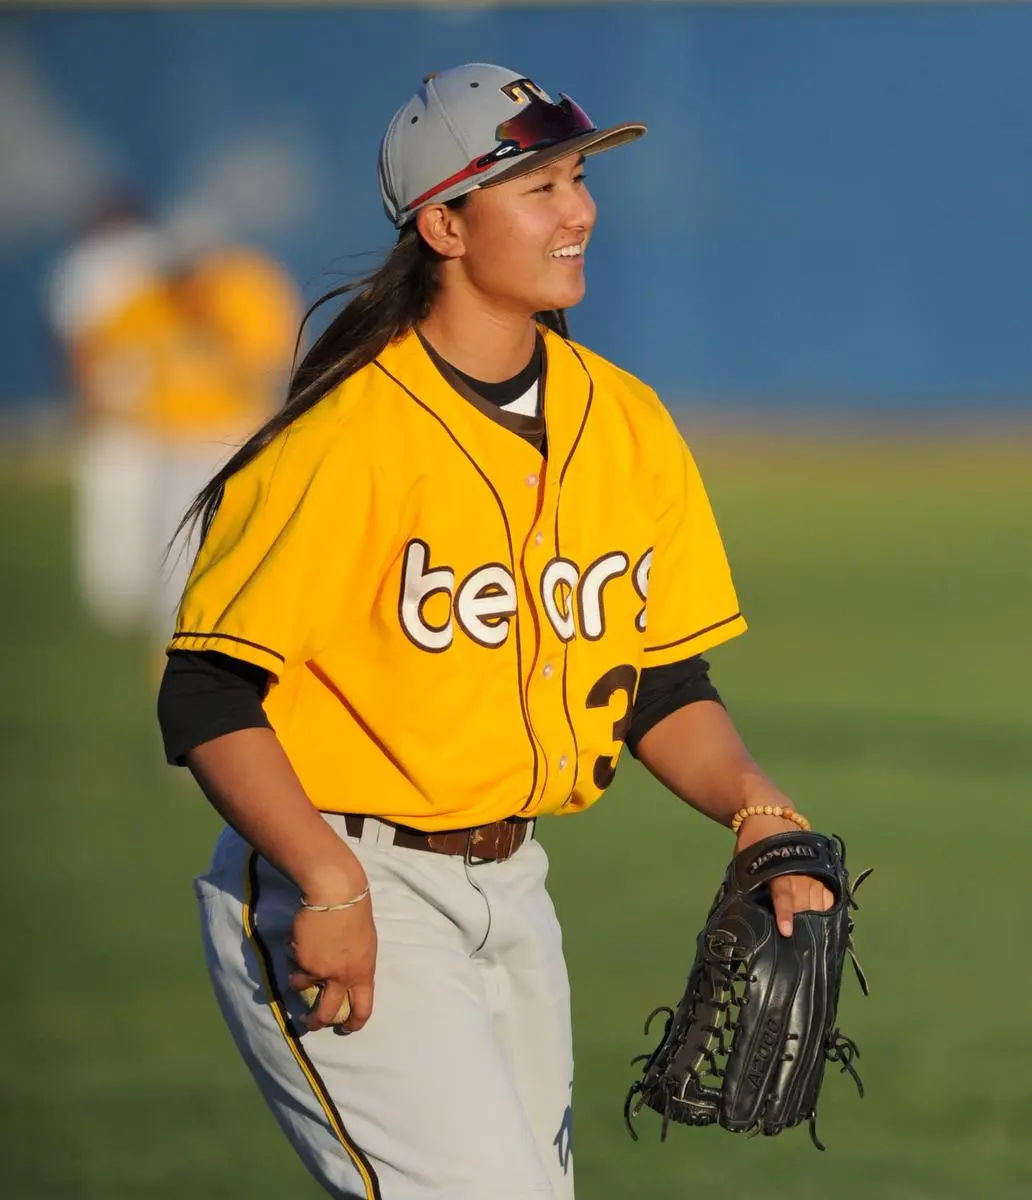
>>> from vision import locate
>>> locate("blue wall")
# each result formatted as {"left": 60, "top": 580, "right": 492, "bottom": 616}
{"left": 4, "top": 4, "right": 1032, "bottom": 410}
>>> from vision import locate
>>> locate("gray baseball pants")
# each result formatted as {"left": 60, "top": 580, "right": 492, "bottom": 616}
{"left": 194, "top": 814, "right": 576, "bottom": 1199}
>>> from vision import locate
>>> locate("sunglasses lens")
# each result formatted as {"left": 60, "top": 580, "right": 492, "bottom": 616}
{"left": 494, "top": 95, "right": 596, "bottom": 155}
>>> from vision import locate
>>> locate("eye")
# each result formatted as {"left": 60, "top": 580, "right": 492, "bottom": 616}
{"left": 533, "top": 174, "right": 587, "bottom": 194}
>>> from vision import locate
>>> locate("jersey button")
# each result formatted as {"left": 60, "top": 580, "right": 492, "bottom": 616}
{"left": 542, "top": 663, "right": 553, "bottom": 679}
{"left": 534, "top": 531, "right": 544, "bottom": 547}
{"left": 559, "top": 755, "right": 569, "bottom": 770}
{"left": 526, "top": 473, "right": 539, "bottom": 487}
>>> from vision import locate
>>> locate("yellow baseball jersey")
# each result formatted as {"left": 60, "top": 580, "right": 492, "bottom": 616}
{"left": 170, "top": 327, "right": 747, "bottom": 830}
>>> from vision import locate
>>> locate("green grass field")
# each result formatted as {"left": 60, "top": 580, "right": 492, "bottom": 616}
{"left": 2, "top": 433, "right": 1029, "bottom": 1199}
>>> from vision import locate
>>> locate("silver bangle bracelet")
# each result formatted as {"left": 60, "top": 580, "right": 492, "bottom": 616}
{"left": 300, "top": 886, "right": 371, "bottom": 913}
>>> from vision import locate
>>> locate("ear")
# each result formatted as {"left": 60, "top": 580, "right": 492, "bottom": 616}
{"left": 416, "top": 203, "right": 467, "bottom": 259}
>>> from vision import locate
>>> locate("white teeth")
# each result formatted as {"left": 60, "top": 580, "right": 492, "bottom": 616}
{"left": 551, "top": 243, "right": 583, "bottom": 258}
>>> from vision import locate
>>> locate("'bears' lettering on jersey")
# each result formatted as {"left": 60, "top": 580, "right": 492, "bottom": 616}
{"left": 400, "top": 538, "right": 652, "bottom": 652}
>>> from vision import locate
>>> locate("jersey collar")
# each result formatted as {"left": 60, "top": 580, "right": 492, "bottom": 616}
{"left": 374, "top": 326, "right": 593, "bottom": 482}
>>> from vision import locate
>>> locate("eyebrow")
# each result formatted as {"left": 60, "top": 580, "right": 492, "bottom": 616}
{"left": 520, "top": 152, "right": 589, "bottom": 186}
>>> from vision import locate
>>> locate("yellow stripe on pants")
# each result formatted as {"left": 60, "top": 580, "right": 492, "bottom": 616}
{"left": 242, "top": 849, "right": 380, "bottom": 1200}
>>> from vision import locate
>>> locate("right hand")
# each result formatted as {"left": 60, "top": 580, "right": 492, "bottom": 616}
{"left": 286, "top": 887, "right": 378, "bottom": 1033}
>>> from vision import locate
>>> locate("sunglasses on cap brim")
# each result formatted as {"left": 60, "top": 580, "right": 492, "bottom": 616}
{"left": 405, "top": 94, "right": 596, "bottom": 214}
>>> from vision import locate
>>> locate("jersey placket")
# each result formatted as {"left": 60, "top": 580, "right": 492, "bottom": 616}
{"left": 515, "top": 338, "right": 593, "bottom": 817}
{"left": 511, "top": 469, "right": 566, "bottom": 816}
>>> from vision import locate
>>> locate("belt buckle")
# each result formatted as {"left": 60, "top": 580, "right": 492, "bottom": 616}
{"left": 463, "top": 821, "right": 509, "bottom": 865}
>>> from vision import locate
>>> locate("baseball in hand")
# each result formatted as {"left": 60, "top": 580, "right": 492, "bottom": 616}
{"left": 299, "top": 983, "right": 352, "bottom": 1026}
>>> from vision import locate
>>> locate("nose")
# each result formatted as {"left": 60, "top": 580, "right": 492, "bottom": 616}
{"left": 561, "top": 177, "right": 596, "bottom": 232}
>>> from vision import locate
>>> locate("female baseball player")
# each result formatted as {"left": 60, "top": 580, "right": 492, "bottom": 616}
{"left": 158, "top": 64, "right": 832, "bottom": 1200}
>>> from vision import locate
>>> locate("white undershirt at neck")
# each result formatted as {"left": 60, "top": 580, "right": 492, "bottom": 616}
{"left": 499, "top": 380, "right": 541, "bottom": 418}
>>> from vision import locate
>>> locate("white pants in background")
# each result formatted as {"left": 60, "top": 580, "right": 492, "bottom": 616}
{"left": 74, "top": 426, "right": 235, "bottom": 645}
{"left": 74, "top": 425, "right": 154, "bottom": 634}
{"left": 195, "top": 815, "right": 576, "bottom": 1200}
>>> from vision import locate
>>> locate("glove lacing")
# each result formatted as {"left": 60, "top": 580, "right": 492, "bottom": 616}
{"left": 624, "top": 934, "right": 763, "bottom": 1140}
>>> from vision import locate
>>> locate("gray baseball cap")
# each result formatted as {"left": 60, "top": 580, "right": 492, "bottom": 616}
{"left": 378, "top": 63, "right": 646, "bottom": 228}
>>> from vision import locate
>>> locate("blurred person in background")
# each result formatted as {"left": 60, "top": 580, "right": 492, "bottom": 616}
{"left": 46, "top": 192, "right": 164, "bottom": 635}
{"left": 47, "top": 194, "right": 301, "bottom": 654}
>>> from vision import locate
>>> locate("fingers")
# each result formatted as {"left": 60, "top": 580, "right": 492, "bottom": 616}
{"left": 288, "top": 970, "right": 320, "bottom": 993}
{"left": 770, "top": 877, "right": 795, "bottom": 938}
{"left": 343, "top": 983, "right": 374, "bottom": 1033}
{"left": 288, "top": 971, "right": 374, "bottom": 1033}
{"left": 309, "top": 980, "right": 352, "bottom": 1031}
{"left": 771, "top": 875, "right": 836, "bottom": 937}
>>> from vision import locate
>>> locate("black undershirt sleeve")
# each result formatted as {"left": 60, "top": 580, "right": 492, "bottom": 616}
{"left": 157, "top": 649, "right": 720, "bottom": 770}
{"left": 157, "top": 650, "right": 271, "bottom": 766}
{"left": 625, "top": 654, "right": 724, "bottom": 758}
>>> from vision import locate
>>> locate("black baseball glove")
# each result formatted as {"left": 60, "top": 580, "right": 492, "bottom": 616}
{"left": 624, "top": 831, "right": 870, "bottom": 1150}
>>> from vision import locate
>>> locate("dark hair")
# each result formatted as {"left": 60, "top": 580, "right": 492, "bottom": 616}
{"left": 177, "top": 207, "right": 570, "bottom": 543}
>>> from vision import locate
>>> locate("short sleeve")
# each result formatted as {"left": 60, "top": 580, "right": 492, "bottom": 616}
{"left": 640, "top": 426, "right": 747, "bottom": 666}
{"left": 168, "top": 421, "right": 388, "bottom": 677}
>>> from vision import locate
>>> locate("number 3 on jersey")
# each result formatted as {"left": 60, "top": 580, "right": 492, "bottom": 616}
{"left": 586, "top": 664, "right": 639, "bottom": 790}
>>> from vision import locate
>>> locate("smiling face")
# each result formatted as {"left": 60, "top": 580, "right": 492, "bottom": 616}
{"left": 418, "top": 151, "right": 597, "bottom": 317}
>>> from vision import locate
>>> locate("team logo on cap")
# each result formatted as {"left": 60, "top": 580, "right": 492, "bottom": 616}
{"left": 500, "top": 78, "right": 551, "bottom": 106}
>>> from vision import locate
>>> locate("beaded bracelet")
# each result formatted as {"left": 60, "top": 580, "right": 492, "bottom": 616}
{"left": 300, "top": 886, "right": 371, "bottom": 913}
{"left": 730, "top": 805, "right": 811, "bottom": 835}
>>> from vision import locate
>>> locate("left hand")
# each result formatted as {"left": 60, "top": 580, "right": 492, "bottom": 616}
{"left": 734, "top": 813, "right": 834, "bottom": 937}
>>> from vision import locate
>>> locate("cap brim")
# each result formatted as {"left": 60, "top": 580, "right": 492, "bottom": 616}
{"left": 482, "top": 122, "right": 647, "bottom": 189}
